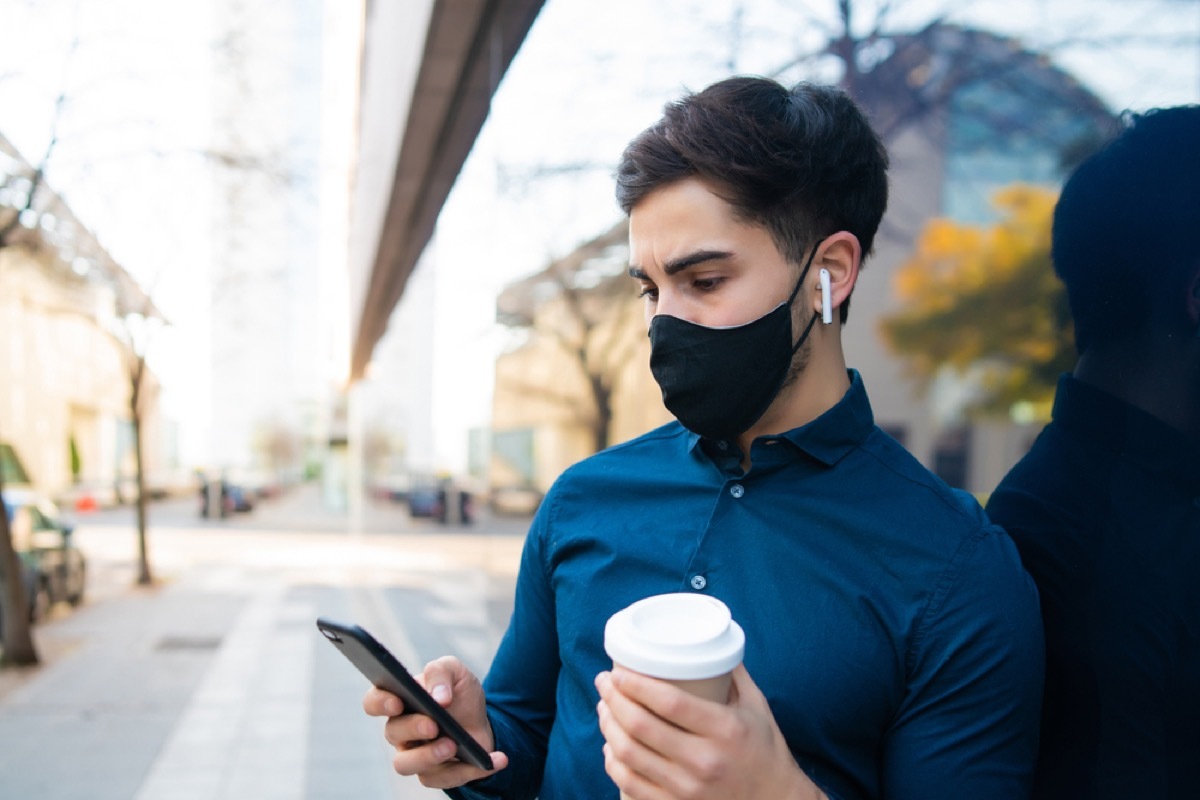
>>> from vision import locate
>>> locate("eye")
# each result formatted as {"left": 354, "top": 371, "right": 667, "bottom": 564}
{"left": 637, "top": 285, "right": 659, "bottom": 301}
{"left": 692, "top": 276, "right": 724, "bottom": 292}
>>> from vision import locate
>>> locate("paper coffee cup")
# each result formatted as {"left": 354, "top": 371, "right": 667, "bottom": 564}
{"left": 604, "top": 593, "right": 745, "bottom": 703}
{"left": 604, "top": 594, "right": 745, "bottom": 799}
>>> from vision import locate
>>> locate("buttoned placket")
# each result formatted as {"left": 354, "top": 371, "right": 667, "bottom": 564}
{"left": 685, "top": 464, "right": 754, "bottom": 595}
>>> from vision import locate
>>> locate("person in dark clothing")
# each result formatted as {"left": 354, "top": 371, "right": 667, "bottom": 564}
{"left": 987, "top": 104, "right": 1200, "bottom": 799}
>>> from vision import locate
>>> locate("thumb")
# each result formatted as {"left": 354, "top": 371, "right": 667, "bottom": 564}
{"left": 423, "top": 655, "right": 465, "bottom": 707}
{"left": 729, "top": 663, "right": 768, "bottom": 710}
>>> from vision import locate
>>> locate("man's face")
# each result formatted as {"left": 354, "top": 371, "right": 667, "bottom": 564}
{"left": 627, "top": 177, "right": 800, "bottom": 330}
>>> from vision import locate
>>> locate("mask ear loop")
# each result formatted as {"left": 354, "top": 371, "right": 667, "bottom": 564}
{"left": 785, "top": 242, "right": 821, "bottom": 306}
{"left": 819, "top": 268, "right": 833, "bottom": 324}
{"left": 786, "top": 241, "right": 824, "bottom": 354}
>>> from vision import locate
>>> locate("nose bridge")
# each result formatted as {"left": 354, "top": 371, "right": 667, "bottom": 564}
{"left": 652, "top": 283, "right": 679, "bottom": 319}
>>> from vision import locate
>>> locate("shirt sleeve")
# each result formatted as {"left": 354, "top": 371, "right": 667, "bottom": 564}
{"left": 881, "top": 524, "right": 1044, "bottom": 799}
{"left": 447, "top": 495, "right": 561, "bottom": 800}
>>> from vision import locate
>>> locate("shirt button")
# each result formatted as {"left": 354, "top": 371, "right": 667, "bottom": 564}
{"left": 730, "top": 484, "right": 745, "bottom": 499}
{"left": 717, "top": 440, "right": 729, "bottom": 450}
{"left": 690, "top": 575, "right": 707, "bottom": 590}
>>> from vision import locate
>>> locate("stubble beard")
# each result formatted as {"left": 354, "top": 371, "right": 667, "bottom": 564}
{"left": 777, "top": 320, "right": 813, "bottom": 395}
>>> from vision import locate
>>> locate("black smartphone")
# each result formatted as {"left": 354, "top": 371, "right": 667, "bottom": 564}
{"left": 316, "top": 617, "right": 494, "bottom": 771}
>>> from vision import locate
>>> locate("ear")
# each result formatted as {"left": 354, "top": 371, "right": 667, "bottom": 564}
{"left": 813, "top": 232, "right": 861, "bottom": 320}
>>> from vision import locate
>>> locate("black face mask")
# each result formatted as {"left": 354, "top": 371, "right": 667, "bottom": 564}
{"left": 648, "top": 245, "right": 822, "bottom": 442}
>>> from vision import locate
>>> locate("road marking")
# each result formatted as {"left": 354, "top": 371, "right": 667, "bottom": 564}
{"left": 133, "top": 582, "right": 314, "bottom": 800}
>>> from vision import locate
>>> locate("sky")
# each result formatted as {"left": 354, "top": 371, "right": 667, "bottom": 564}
{"left": 1, "top": 0, "right": 1197, "bottom": 475}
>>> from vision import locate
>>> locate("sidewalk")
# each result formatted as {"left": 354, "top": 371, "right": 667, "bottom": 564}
{"left": 0, "top": 485, "right": 529, "bottom": 799}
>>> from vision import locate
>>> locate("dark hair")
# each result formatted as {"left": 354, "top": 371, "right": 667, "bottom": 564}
{"left": 1052, "top": 105, "right": 1200, "bottom": 353}
{"left": 615, "top": 76, "right": 890, "bottom": 321}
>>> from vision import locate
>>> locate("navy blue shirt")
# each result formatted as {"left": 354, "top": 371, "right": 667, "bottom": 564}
{"left": 987, "top": 375, "right": 1200, "bottom": 799}
{"left": 454, "top": 371, "right": 1042, "bottom": 800}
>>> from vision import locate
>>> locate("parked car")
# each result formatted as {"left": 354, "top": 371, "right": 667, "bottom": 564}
{"left": 224, "top": 484, "right": 255, "bottom": 513}
{"left": 198, "top": 478, "right": 255, "bottom": 518}
{"left": 407, "top": 485, "right": 445, "bottom": 521}
{"left": 1, "top": 488, "right": 87, "bottom": 630}
{"left": 408, "top": 480, "right": 475, "bottom": 525}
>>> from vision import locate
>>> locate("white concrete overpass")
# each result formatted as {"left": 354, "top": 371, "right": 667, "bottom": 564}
{"left": 348, "top": 0, "right": 546, "bottom": 383}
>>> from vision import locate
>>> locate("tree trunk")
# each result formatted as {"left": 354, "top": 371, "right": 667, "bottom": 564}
{"left": 590, "top": 377, "right": 613, "bottom": 453}
{"left": 833, "top": 0, "right": 859, "bottom": 97}
{"left": 0, "top": 475, "right": 39, "bottom": 666}
{"left": 131, "top": 360, "right": 152, "bottom": 586}
{"left": 133, "top": 416, "right": 152, "bottom": 586}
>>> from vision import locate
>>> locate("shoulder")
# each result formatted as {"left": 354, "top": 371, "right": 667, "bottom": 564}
{"left": 531, "top": 421, "right": 694, "bottom": 524}
{"left": 986, "top": 424, "right": 1094, "bottom": 552}
{"left": 549, "top": 421, "right": 692, "bottom": 492}
{"left": 850, "top": 429, "right": 1038, "bottom": 613}
{"left": 857, "top": 427, "right": 993, "bottom": 536}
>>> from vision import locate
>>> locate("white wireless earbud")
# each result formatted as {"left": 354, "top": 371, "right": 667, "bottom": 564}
{"left": 819, "top": 268, "right": 833, "bottom": 324}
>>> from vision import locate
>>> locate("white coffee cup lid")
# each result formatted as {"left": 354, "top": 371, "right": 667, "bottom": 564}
{"left": 604, "top": 593, "right": 745, "bottom": 680}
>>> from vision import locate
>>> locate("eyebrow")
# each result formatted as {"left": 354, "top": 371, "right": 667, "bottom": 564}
{"left": 627, "top": 249, "right": 734, "bottom": 280}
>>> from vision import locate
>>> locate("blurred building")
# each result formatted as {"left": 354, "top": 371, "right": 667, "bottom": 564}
{"left": 341, "top": 0, "right": 544, "bottom": 500}
{"left": 488, "top": 23, "right": 1116, "bottom": 498}
{"left": 205, "top": 0, "right": 341, "bottom": 482}
{"left": 491, "top": 220, "right": 667, "bottom": 495}
{"left": 352, "top": 243, "right": 437, "bottom": 483}
{"left": 0, "top": 132, "right": 166, "bottom": 504}
{"left": 197, "top": 0, "right": 545, "bottom": 508}
{"left": 846, "top": 23, "right": 1115, "bottom": 494}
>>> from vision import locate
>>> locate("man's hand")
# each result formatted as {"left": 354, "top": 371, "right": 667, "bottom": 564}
{"left": 595, "top": 664, "right": 826, "bottom": 800}
{"left": 362, "top": 655, "right": 508, "bottom": 789}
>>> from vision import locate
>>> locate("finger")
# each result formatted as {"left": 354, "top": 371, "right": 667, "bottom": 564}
{"left": 415, "top": 759, "right": 503, "bottom": 790}
{"left": 383, "top": 712, "right": 439, "bottom": 748}
{"left": 390, "top": 736, "right": 463, "bottom": 777}
{"left": 422, "top": 656, "right": 462, "bottom": 706}
{"left": 598, "top": 672, "right": 681, "bottom": 756}
{"left": 601, "top": 669, "right": 738, "bottom": 793}
{"left": 400, "top": 744, "right": 510, "bottom": 789}
{"left": 597, "top": 693, "right": 696, "bottom": 796}
{"left": 609, "top": 665, "right": 728, "bottom": 737}
{"left": 601, "top": 740, "right": 676, "bottom": 800}
{"left": 363, "top": 687, "right": 404, "bottom": 717}
{"left": 728, "top": 663, "right": 767, "bottom": 710}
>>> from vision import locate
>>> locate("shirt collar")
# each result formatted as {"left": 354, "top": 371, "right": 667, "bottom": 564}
{"left": 1052, "top": 374, "right": 1200, "bottom": 491}
{"left": 688, "top": 369, "right": 875, "bottom": 467}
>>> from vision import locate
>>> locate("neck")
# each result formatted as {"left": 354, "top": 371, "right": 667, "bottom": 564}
{"left": 1074, "top": 334, "right": 1200, "bottom": 439}
{"left": 736, "top": 323, "right": 850, "bottom": 456}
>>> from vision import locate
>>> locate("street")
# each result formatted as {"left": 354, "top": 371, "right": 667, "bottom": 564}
{"left": 0, "top": 485, "right": 530, "bottom": 800}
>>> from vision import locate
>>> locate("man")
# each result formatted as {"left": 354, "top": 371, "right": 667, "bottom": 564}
{"left": 365, "top": 77, "right": 1043, "bottom": 800}
{"left": 986, "top": 105, "right": 1200, "bottom": 799}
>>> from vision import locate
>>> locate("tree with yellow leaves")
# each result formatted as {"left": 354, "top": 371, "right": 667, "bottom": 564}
{"left": 880, "top": 184, "right": 1075, "bottom": 418}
